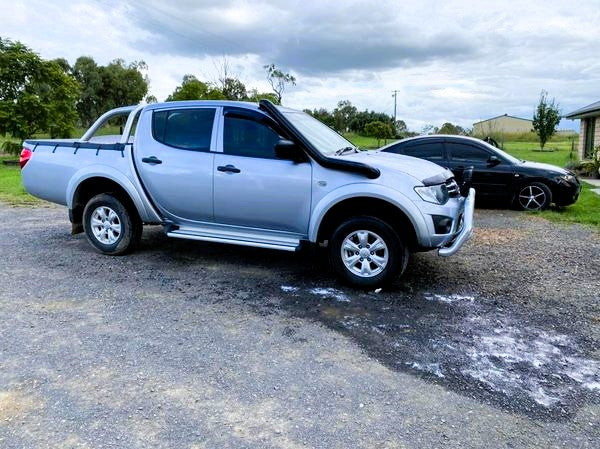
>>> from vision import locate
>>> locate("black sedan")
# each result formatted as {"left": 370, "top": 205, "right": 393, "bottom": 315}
{"left": 381, "top": 135, "right": 580, "bottom": 210}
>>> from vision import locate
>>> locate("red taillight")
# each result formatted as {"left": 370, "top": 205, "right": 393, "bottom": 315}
{"left": 19, "top": 148, "right": 32, "bottom": 169}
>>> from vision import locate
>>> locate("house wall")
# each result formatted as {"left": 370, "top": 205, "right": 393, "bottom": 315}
{"left": 473, "top": 115, "right": 533, "bottom": 135}
{"left": 578, "top": 119, "right": 586, "bottom": 160}
{"left": 578, "top": 116, "right": 600, "bottom": 160}
{"left": 595, "top": 117, "right": 600, "bottom": 160}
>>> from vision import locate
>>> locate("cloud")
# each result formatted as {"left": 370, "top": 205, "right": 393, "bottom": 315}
{"left": 1, "top": 0, "right": 600, "bottom": 130}
{"left": 125, "top": 0, "right": 477, "bottom": 74}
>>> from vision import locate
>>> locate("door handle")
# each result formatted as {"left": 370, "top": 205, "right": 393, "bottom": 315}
{"left": 142, "top": 156, "right": 162, "bottom": 165}
{"left": 217, "top": 164, "right": 241, "bottom": 174}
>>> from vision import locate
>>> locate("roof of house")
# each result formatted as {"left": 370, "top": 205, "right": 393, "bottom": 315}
{"left": 472, "top": 113, "right": 532, "bottom": 126}
{"left": 565, "top": 100, "right": 600, "bottom": 119}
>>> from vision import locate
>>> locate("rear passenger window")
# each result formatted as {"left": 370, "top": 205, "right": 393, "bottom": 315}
{"left": 152, "top": 109, "right": 215, "bottom": 151}
{"left": 447, "top": 143, "right": 490, "bottom": 162}
{"left": 224, "top": 116, "right": 282, "bottom": 159}
{"left": 402, "top": 143, "right": 444, "bottom": 161}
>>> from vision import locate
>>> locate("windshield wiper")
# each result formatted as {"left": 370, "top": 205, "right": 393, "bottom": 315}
{"left": 334, "top": 146, "right": 359, "bottom": 156}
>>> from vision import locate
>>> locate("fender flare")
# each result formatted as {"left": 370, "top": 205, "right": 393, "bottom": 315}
{"left": 66, "top": 165, "right": 162, "bottom": 223}
{"left": 308, "top": 183, "right": 430, "bottom": 246}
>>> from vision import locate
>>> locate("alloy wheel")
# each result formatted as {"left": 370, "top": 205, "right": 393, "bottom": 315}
{"left": 340, "top": 230, "right": 388, "bottom": 278}
{"left": 518, "top": 185, "right": 547, "bottom": 210}
{"left": 90, "top": 206, "right": 122, "bottom": 244}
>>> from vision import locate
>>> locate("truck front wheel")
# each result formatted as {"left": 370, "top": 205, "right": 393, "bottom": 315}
{"left": 329, "top": 216, "right": 408, "bottom": 288}
{"left": 83, "top": 193, "right": 142, "bottom": 255}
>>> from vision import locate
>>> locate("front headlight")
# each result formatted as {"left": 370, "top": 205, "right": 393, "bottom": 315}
{"left": 558, "top": 174, "right": 576, "bottom": 183}
{"left": 414, "top": 184, "right": 449, "bottom": 205}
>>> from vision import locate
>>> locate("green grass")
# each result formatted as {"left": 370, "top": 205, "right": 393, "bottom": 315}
{"left": 0, "top": 155, "right": 41, "bottom": 206}
{"left": 536, "top": 182, "right": 600, "bottom": 230}
{"left": 502, "top": 140, "right": 576, "bottom": 167}
{"left": 343, "top": 132, "right": 397, "bottom": 149}
{"left": 501, "top": 139, "right": 599, "bottom": 232}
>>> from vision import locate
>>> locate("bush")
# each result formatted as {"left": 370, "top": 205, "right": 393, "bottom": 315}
{"left": 1, "top": 141, "right": 22, "bottom": 156}
{"left": 573, "top": 159, "right": 600, "bottom": 178}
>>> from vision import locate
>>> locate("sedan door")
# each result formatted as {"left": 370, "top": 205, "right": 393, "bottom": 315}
{"left": 444, "top": 140, "right": 514, "bottom": 202}
{"left": 213, "top": 108, "right": 312, "bottom": 234}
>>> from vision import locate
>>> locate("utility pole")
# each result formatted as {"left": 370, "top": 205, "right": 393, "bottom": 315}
{"left": 392, "top": 90, "right": 399, "bottom": 123}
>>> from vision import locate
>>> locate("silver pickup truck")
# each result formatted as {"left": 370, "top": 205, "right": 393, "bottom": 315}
{"left": 20, "top": 100, "right": 474, "bottom": 287}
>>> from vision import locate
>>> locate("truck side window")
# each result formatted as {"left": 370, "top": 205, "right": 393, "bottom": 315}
{"left": 152, "top": 108, "right": 215, "bottom": 151}
{"left": 224, "top": 116, "right": 282, "bottom": 159}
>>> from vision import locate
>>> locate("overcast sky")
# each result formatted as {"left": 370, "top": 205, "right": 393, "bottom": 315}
{"left": 2, "top": 0, "right": 599, "bottom": 131}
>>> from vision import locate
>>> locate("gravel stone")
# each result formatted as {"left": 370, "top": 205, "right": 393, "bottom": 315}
{"left": 0, "top": 204, "right": 598, "bottom": 448}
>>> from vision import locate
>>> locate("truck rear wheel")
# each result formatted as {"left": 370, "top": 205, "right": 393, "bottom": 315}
{"left": 329, "top": 216, "right": 408, "bottom": 288}
{"left": 83, "top": 193, "right": 141, "bottom": 255}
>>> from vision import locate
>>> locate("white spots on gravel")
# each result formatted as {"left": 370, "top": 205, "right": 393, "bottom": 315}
{"left": 408, "top": 362, "right": 445, "bottom": 378}
{"left": 424, "top": 293, "right": 474, "bottom": 303}
{"left": 460, "top": 317, "right": 600, "bottom": 407}
{"left": 308, "top": 287, "right": 350, "bottom": 302}
{"left": 279, "top": 286, "right": 350, "bottom": 302}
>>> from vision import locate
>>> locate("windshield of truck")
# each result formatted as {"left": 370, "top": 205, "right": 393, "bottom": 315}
{"left": 282, "top": 110, "right": 357, "bottom": 156}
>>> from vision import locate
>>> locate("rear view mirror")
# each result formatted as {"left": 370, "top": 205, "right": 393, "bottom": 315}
{"left": 275, "top": 139, "right": 303, "bottom": 162}
{"left": 487, "top": 155, "right": 501, "bottom": 166}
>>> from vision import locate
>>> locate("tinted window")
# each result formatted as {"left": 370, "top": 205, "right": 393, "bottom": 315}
{"left": 224, "top": 116, "right": 282, "bottom": 158}
{"left": 152, "top": 108, "right": 215, "bottom": 151}
{"left": 401, "top": 142, "right": 444, "bottom": 161}
{"left": 447, "top": 142, "right": 491, "bottom": 162}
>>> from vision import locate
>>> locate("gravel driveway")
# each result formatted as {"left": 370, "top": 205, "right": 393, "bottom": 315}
{"left": 0, "top": 204, "right": 598, "bottom": 448}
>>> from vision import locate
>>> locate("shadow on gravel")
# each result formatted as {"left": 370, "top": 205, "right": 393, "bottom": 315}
{"left": 270, "top": 280, "right": 600, "bottom": 422}
{"left": 89, "top": 228, "right": 600, "bottom": 421}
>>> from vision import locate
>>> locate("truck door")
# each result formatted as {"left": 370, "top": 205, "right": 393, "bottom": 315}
{"left": 134, "top": 107, "right": 217, "bottom": 223}
{"left": 213, "top": 108, "right": 312, "bottom": 234}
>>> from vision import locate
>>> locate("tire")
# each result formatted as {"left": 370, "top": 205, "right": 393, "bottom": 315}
{"left": 329, "top": 216, "right": 408, "bottom": 288}
{"left": 83, "top": 193, "right": 142, "bottom": 255}
{"left": 516, "top": 182, "right": 552, "bottom": 211}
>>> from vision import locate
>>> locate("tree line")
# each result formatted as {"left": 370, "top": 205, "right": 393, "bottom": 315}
{"left": 7, "top": 36, "right": 558, "bottom": 154}
{"left": 0, "top": 37, "right": 296, "bottom": 149}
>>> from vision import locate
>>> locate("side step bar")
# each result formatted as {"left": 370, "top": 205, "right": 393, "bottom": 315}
{"left": 166, "top": 227, "right": 301, "bottom": 252}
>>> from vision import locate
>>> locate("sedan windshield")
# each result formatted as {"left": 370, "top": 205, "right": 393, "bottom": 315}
{"left": 282, "top": 110, "right": 356, "bottom": 156}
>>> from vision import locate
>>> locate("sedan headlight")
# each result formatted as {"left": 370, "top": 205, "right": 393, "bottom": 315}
{"left": 558, "top": 174, "right": 576, "bottom": 183}
{"left": 414, "top": 184, "right": 449, "bottom": 205}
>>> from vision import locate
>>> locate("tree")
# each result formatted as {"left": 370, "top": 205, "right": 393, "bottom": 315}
{"left": 333, "top": 100, "right": 357, "bottom": 132}
{"left": 438, "top": 122, "right": 467, "bottom": 135}
{"left": 364, "top": 121, "right": 394, "bottom": 146}
{"left": 0, "top": 38, "right": 80, "bottom": 145}
{"left": 305, "top": 108, "right": 335, "bottom": 128}
{"left": 221, "top": 77, "right": 247, "bottom": 101}
{"left": 166, "top": 75, "right": 225, "bottom": 101}
{"left": 99, "top": 59, "right": 149, "bottom": 112}
{"left": 72, "top": 56, "right": 103, "bottom": 127}
{"left": 264, "top": 63, "right": 295, "bottom": 104}
{"left": 247, "top": 88, "right": 278, "bottom": 104}
{"left": 72, "top": 57, "right": 149, "bottom": 127}
{"left": 394, "top": 119, "right": 408, "bottom": 137}
{"left": 145, "top": 95, "right": 158, "bottom": 104}
{"left": 349, "top": 109, "right": 394, "bottom": 134}
{"left": 532, "top": 90, "right": 561, "bottom": 150}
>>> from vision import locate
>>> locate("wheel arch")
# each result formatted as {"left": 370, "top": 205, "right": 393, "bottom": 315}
{"left": 67, "top": 168, "right": 158, "bottom": 231}
{"left": 310, "top": 187, "right": 427, "bottom": 250}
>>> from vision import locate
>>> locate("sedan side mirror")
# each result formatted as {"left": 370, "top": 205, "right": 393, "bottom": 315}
{"left": 487, "top": 155, "right": 501, "bottom": 166}
{"left": 275, "top": 139, "right": 303, "bottom": 162}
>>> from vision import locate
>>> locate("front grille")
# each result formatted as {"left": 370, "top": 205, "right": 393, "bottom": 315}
{"left": 445, "top": 178, "right": 460, "bottom": 198}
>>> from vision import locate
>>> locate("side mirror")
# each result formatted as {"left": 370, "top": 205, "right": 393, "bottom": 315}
{"left": 487, "top": 155, "right": 501, "bottom": 166}
{"left": 274, "top": 139, "right": 303, "bottom": 162}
